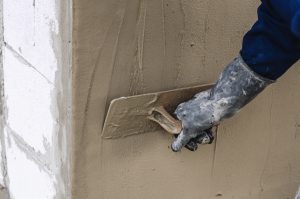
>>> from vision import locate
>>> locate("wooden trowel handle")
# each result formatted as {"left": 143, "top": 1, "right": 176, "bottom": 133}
{"left": 147, "top": 106, "right": 182, "bottom": 135}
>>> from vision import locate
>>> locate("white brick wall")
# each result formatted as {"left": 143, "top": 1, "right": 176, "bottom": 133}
{"left": 0, "top": 143, "right": 3, "bottom": 185}
{"left": 3, "top": 0, "right": 58, "bottom": 82}
{"left": 4, "top": 127, "right": 56, "bottom": 199}
{"left": 1, "top": 0, "right": 71, "bottom": 198}
{"left": 3, "top": 47, "right": 55, "bottom": 154}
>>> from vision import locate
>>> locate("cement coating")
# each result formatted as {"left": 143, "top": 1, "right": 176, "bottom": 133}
{"left": 72, "top": 0, "right": 300, "bottom": 198}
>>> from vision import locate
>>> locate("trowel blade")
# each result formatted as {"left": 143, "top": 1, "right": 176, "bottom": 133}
{"left": 102, "top": 84, "right": 213, "bottom": 139}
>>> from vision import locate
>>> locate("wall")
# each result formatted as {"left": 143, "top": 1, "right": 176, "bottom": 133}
{"left": 1, "top": 0, "right": 72, "bottom": 198}
{"left": 72, "top": 0, "right": 300, "bottom": 199}
{"left": 0, "top": 1, "right": 9, "bottom": 198}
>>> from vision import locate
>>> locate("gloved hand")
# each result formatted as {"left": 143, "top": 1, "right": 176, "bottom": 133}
{"left": 171, "top": 55, "right": 273, "bottom": 152}
{"left": 183, "top": 128, "right": 214, "bottom": 151}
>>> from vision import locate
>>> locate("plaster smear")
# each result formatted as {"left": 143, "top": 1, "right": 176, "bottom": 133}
{"left": 72, "top": 0, "right": 300, "bottom": 198}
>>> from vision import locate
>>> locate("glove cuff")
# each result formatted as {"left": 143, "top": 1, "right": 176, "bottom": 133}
{"left": 237, "top": 54, "right": 275, "bottom": 84}
{"left": 210, "top": 55, "right": 274, "bottom": 122}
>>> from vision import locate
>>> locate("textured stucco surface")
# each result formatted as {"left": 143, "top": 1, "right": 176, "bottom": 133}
{"left": 72, "top": 0, "right": 300, "bottom": 199}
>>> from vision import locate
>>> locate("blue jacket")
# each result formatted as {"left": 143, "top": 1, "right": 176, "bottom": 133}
{"left": 241, "top": 0, "right": 300, "bottom": 80}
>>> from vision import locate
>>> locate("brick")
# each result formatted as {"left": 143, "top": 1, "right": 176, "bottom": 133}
{"left": 3, "top": 0, "right": 58, "bottom": 82}
{"left": 4, "top": 128, "right": 55, "bottom": 199}
{"left": 3, "top": 47, "right": 55, "bottom": 154}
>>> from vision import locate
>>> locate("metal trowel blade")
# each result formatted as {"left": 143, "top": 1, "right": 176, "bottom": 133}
{"left": 101, "top": 84, "right": 213, "bottom": 139}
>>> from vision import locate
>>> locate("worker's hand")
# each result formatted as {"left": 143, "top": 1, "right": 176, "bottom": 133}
{"left": 171, "top": 90, "right": 219, "bottom": 151}
{"left": 183, "top": 128, "right": 214, "bottom": 151}
{"left": 171, "top": 56, "right": 273, "bottom": 152}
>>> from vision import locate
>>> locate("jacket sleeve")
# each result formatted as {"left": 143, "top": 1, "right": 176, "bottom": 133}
{"left": 240, "top": 0, "right": 300, "bottom": 80}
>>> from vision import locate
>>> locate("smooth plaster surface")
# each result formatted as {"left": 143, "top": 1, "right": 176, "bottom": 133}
{"left": 72, "top": 0, "right": 300, "bottom": 198}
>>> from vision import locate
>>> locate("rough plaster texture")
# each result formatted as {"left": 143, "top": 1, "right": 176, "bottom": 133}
{"left": 72, "top": 0, "right": 300, "bottom": 199}
{"left": 1, "top": 0, "right": 72, "bottom": 198}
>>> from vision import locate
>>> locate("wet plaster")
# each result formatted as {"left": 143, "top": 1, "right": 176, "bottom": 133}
{"left": 72, "top": 0, "right": 300, "bottom": 199}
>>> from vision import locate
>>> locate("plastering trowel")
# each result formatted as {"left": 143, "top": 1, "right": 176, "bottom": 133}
{"left": 101, "top": 84, "right": 213, "bottom": 139}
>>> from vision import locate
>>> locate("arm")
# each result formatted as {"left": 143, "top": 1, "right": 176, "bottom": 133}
{"left": 172, "top": 0, "right": 300, "bottom": 152}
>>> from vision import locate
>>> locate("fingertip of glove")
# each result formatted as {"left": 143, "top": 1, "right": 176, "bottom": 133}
{"left": 171, "top": 142, "right": 181, "bottom": 152}
{"left": 185, "top": 141, "right": 198, "bottom": 151}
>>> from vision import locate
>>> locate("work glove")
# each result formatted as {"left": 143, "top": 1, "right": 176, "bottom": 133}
{"left": 180, "top": 128, "right": 214, "bottom": 151}
{"left": 171, "top": 55, "right": 273, "bottom": 152}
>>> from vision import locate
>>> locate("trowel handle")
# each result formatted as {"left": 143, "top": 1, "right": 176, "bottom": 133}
{"left": 148, "top": 106, "right": 182, "bottom": 135}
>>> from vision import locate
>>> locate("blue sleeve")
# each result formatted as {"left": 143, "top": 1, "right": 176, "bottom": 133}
{"left": 240, "top": 0, "right": 300, "bottom": 80}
